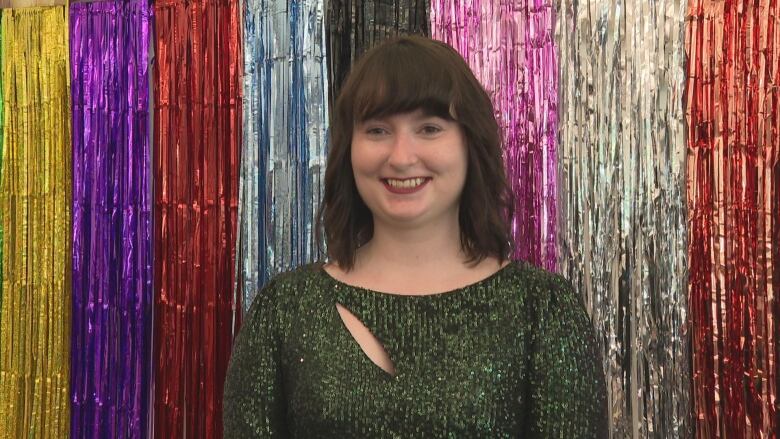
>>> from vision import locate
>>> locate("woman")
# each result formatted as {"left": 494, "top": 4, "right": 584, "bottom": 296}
{"left": 223, "top": 35, "right": 608, "bottom": 437}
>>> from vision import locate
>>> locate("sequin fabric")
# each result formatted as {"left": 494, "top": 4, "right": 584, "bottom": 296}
{"left": 223, "top": 260, "right": 608, "bottom": 437}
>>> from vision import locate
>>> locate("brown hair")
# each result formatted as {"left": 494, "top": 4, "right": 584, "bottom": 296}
{"left": 316, "top": 35, "right": 514, "bottom": 271}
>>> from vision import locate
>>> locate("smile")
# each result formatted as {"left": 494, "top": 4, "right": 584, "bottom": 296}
{"left": 381, "top": 177, "right": 431, "bottom": 194}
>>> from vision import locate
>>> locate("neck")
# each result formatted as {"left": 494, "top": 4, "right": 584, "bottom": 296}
{"left": 354, "top": 215, "right": 469, "bottom": 273}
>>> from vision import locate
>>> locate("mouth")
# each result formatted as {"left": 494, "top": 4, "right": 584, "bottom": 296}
{"left": 381, "top": 177, "right": 432, "bottom": 194}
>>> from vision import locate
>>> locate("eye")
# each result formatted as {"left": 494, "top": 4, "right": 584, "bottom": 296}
{"left": 419, "top": 124, "right": 443, "bottom": 135}
{"left": 365, "top": 127, "right": 389, "bottom": 136}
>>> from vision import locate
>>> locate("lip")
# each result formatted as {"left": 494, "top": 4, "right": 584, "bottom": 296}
{"left": 381, "top": 177, "right": 432, "bottom": 194}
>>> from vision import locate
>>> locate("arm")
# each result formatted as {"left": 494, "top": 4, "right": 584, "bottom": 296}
{"left": 223, "top": 281, "right": 289, "bottom": 438}
{"left": 528, "top": 275, "right": 608, "bottom": 438}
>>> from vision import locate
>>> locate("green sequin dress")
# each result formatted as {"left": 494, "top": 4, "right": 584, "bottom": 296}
{"left": 223, "top": 260, "right": 608, "bottom": 438}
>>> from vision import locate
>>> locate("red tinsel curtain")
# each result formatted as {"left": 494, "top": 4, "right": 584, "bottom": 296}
{"left": 152, "top": 0, "right": 242, "bottom": 436}
{"left": 685, "top": 0, "right": 779, "bottom": 437}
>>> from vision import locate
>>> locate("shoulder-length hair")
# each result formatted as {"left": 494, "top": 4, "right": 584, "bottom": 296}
{"left": 316, "top": 35, "right": 514, "bottom": 271}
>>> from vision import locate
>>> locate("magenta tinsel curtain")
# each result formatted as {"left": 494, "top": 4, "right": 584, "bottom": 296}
{"left": 429, "top": 0, "right": 558, "bottom": 271}
{"left": 70, "top": 1, "right": 153, "bottom": 437}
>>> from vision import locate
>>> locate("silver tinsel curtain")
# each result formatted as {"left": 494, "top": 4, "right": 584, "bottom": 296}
{"left": 239, "top": 0, "right": 330, "bottom": 309}
{"left": 556, "top": 0, "right": 692, "bottom": 437}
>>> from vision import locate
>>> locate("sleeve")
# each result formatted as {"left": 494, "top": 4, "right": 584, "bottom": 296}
{"left": 223, "top": 281, "right": 289, "bottom": 438}
{"left": 527, "top": 275, "right": 609, "bottom": 438}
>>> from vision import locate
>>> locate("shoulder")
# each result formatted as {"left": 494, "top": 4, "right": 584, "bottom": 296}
{"left": 263, "top": 262, "right": 324, "bottom": 291}
{"left": 502, "top": 260, "right": 591, "bottom": 327}
{"left": 243, "top": 262, "right": 326, "bottom": 321}
{"left": 496, "top": 260, "right": 575, "bottom": 296}
{"left": 511, "top": 260, "right": 581, "bottom": 302}
{"left": 511, "top": 263, "right": 608, "bottom": 436}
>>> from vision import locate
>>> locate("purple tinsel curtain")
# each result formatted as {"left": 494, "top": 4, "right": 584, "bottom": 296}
{"left": 70, "top": 1, "right": 153, "bottom": 437}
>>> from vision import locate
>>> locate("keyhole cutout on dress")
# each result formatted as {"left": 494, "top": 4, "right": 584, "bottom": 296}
{"left": 335, "top": 303, "right": 397, "bottom": 377}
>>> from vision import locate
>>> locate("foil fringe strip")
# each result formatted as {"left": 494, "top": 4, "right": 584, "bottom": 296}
{"left": 238, "top": 0, "right": 330, "bottom": 310}
{"left": 152, "top": 0, "right": 243, "bottom": 436}
{"left": 0, "top": 7, "right": 72, "bottom": 439}
{"left": 430, "top": 0, "right": 559, "bottom": 271}
{"left": 69, "top": 2, "right": 152, "bottom": 437}
{"left": 685, "top": 0, "right": 779, "bottom": 436}
{"left": 556, "top": 0, "right": 692, "bottom": 436}
{"left": 326, "top": 0, "right": 429, "bottom": 107}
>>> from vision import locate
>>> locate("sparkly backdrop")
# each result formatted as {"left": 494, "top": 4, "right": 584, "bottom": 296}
{"left": 556, "top": 0, "right": 692, "bottom": 437}
{"left": 152, "top": 0, "right": 242, "bottom": 436}
{"left": 327, "top": 0, "right": 429, "bottom": 106}
{"left": 0, "top": 7, "right": 71, "bottom": 439}
{"left": 430, "top": 0, "right": 559, "bottom": 271}
{"left": 238, "top": 0, "right": 329, "bottom": 310}
{"left": 69, "top": 1, "right": 152, "bottom": 437}
{"left": 685, "top": 0, "right": 779, "bottom": 437}
{"left": 0, "top": 21, "right": 3, "bottom": 319}
{"left": 0, "top": 1, "right": 777, "bottom": 437}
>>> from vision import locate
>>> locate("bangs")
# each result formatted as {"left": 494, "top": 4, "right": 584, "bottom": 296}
{"left": 348, "top": 42, "right": 458, "bottom": 122}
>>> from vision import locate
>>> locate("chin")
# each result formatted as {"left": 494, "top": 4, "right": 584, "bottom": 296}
{"left": 381, "top": 211, "right": 434, "bottom": 227}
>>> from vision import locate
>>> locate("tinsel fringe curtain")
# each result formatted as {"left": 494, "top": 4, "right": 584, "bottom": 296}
{"left": 238, "top": 0, "right": 329, "bottom": 310}
{"left": 0, "top": 7, "right": 71, "bottom": 439}
{"left": 326, "top": 0, "right": 429, "bottom": 106}
{"left": 152, "top": 0, "right": 242, "bottom": 436}
{"left": 69, "top": 1, "right": 152, "bottom": 437}
{"left": 0, "top": 11, "right": 3, "bottom": 326}
{"left": 555, "top": 0, "right": 693, "bottom": 436}
{"left": 0, "top": 1, "right": 777, "bottom": 438}
{"left": 685, "top": 0, "right": 779, "bottom": 437}
{"left": 430, "top": 0, "right": 559, "bottom": 271}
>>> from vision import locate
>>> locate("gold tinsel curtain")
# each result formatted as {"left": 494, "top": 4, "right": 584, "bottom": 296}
{"left": 0, "top": 7, "right": 71, "bottom": 439}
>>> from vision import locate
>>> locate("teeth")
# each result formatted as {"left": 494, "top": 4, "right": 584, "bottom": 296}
{"left": 386, "top": 177, "right": 426, "bottom": 189}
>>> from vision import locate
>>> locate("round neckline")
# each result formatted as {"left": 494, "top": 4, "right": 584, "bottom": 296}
{"left": 319, "top": 260, "right": 517, "bottom": 299}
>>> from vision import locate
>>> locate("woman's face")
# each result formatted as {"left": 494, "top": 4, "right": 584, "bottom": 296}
{"left": 351, "top": 108, "right": 468, "bottom": 230}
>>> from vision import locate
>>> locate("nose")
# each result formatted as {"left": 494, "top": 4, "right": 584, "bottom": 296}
{"left": 387, "top": 130, "right": 418, "bottom": 168}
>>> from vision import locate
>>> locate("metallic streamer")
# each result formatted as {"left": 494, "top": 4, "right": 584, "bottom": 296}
{"left": 239, "top": 0, "right": 329, "bottom": 310}
{"left": 70, "top": 1, "right": 152, "bottom": 437}
{"left": 153, "top": 0, "right": 242, "bottom": 436}
{"left": 0, "top": 7, "right": 71, "bottom": 439}
{"left": 0, "top": 23, "right": 3, "bottom": 320}
{"left": 430, "top": 0, "right": 559, "bottom": 271}
{"left": 327, "top": 0, "right": 429, "bottom": 106}
{"left": 775, "top": 152, "right": 780, "bottom": 438}
{"left": 685, "top": 0, "right": 779, "bottom": 436}
{"left": 556, "top": 0, "right": 692, "bottom": 437}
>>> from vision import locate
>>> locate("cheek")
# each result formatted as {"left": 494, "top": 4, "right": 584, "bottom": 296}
{"left": 433, "top": 146, "right": 468, "bottom": 181}
{"left": 458, "top": 150, "right": 468, "bottom": 178}
{"left": 451, "top": 147, "right": 469, "bottom": 192}
{"left": 350, "top": 144, "right": 377, "bottom": 175}
{"left": 349, "top": 152, "right": 376, "bottom": 202}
